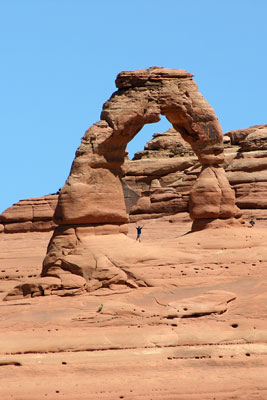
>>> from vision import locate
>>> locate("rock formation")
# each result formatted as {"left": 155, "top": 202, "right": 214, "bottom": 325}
{"left": 53, "top": 67, "right": 238, "bottom": 227}
{"left": 123, "top": 124, "right": 267, "bottom": 224}
{"left": 3, "top": 67, "right": 241, "bottom": 298}
{"left": 0, "top": 195, "right": 58, "bottom": 233}
{"left": 224, "top": 125, "right": 267, "bottom": 216}
{"left": 1, "top": 70, "right": 267, "bottom": 397}
{"left": 40, "top": 67, "right": 239, "bottom": 293}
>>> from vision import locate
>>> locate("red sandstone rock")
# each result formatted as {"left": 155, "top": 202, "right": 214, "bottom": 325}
{"left": 115, "top": 67, "right": 194, "bottom": 89}
{"left": 123, "top": 157, "right": 195, "bottom": 177}
{"left": 3, "top": 67, "right": 238, "bottom": 295}
{"left": 235, "top": 182, "right": 267, "bottom": 209}
{"left": 54, "top": 159, "right": 128, "bottom": 225}
{"left": 190, "top": 166, "right": 239, "bottom": 220}
{"left": 2, "top": 130, "right": 267, "bottom": 292}
{"left": 225, "top": 124, "right": 267, "bottom": 148}
{"left": 4, "top": 276, "right": 62, "bottom": 300}
{"left": 2, "top": 117, "right": 267, "bottom": 398}
{"left": 126, "top": 124, "right": 267, "bottom": 222}
{"left": 3, "top": 220, "right": 56, "bottom": 233}
{"left": 0, "top": 195, "right": 58, "bottom": 233}
{"left": 55, "top": 66, "right": 229, "bottom": 231}
{"left": 4, "top": 221, "right": 34, "bottom": 233}
{"left": 0, "top": 196, "right": 57, "bottom": 222}
{"left": 133, "top": 127, "right": 194, "bottom": 160}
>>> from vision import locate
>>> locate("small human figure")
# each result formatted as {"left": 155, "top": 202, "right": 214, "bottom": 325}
{"left": 249, "top": 217, "right": 255, "bottom": 228}
{"left": 136, "top": 224, "right": 144, "bottom": 242}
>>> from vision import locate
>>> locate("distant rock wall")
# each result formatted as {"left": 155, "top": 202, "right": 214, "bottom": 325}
{"left": 225, "top": 124, "right": 267, "bottom": 220}
{"left": 0, "top": 196, "right": 58, "bottom": 233}
{"left": 123, "top": 124, "right": 267, "bottom": 222}
{"left": 1, "top": 124, "right": 267, "bottom": 234}
{"left": 122, "top": 127, "right": 198, "bottom": 221}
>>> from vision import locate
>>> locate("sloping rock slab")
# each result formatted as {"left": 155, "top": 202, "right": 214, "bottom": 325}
{"left": 165, "top": 290, "right": 236, "bottom": 318}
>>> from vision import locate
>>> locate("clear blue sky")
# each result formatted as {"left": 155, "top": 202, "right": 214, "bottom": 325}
{"left": 1, "top": 0, "right": 266, "bottom": 213}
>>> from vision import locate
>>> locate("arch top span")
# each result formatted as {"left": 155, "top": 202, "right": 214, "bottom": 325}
{"left": 53, "top": 67, "right": 239, "bottom": 227}
{"left": 98, "top": 66, "right": 224, "bottom": 166}
{"left": 115, "top": 67, "right": 194, "bottom": 88}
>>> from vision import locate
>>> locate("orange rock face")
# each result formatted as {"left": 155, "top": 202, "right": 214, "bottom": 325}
{"left": 0, "top": 196, "right": 58, "bottom": 233}
{"left": 189, "top": 165, "right": 240, "bottom": 220}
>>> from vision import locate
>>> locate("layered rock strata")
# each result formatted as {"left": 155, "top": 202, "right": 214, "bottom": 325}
{"left": 0, "top": 196, "right": 58, "bottom": 233}
{"left": 224, "top": 125, "right": 267, "bottom": 213}
{"left": 123, "top": 125, "right": 267, "bottom": 223}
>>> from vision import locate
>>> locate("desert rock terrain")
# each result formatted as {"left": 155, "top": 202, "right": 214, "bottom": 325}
{"left": 1, "top": 218, "right": 267, "bottom": 399}
{"left": 1, "top": 68, "right": 267, "bottom": 399}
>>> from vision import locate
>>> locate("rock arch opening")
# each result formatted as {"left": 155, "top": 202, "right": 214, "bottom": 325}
{"left": 126, "top": 115, "right": 171, "bottom": 160}
{"left": 53, "top": 67, "right": 240, "bottom": 228}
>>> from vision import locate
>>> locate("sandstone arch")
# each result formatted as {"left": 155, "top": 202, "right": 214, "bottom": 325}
{"left": 39, "top": 67, "right": 240, "bottom": 294}
{"left": 53, "top": 67, "right": 238, "bottom": 227}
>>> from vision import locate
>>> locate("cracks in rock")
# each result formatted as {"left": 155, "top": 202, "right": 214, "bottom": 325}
{"left": 212, "top": 166, "right": 229, "bottom": 218}
{"left": 0, "top": 361, "right": 22, "bottom": 366}
{"left": 154, "top": 296, "right": 168, "bottom": 307}
{"left": 4, "top": 341, "right": 265, "bottom": 357}
{"left": 72, "top": 227, "right": 82, "bottom": 247}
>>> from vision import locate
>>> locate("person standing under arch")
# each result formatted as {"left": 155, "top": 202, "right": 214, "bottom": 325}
{"left": 136, "top": 223, "right": 144, "bottom": 242}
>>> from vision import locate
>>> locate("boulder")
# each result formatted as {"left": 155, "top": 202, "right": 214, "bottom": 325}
{"left": 190, "top": 166, "right": 239, "bottom": 220}
{"left": 4, "top": 277, "right": 62, "bottom": 301}
{"left": 225, "top": 125, "right": 267, "bottom": 150}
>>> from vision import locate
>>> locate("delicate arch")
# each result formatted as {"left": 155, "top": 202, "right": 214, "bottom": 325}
{"left": 54, "top": 67, "right": 237, "bottom": 227}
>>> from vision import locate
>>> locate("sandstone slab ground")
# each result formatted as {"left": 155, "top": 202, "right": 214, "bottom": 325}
{"left": 1, "top": 217, "right": 267, "bottom": 399}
